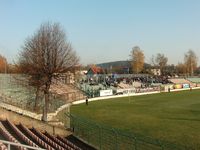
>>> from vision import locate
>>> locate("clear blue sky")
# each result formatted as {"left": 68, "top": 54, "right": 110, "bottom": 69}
{"left": 0, "top": 0, "right": 200, "bottom": 65}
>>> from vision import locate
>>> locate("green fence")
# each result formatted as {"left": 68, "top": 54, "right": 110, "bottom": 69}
{"left": 0, "top": 74, "right": 66, "bottom": 113}
{"left": 67, "top": 114, "right": 190, "bottom": 150}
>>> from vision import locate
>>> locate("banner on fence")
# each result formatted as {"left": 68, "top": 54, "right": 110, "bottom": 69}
{"left": 174, "top": 84, "right": 182, "bottom": 89}
{"left": 100, "top": 89, "right": 113, "bottom": 97}
{"left": 183, "top": 83, "right": 190, "bottom": 88}
{"left": 116, "top": 88, "right": 135, "bottom": 95}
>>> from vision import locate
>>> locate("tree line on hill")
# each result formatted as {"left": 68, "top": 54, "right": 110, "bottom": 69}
{"left": 1, "top": 46, "right": 199, "bottom": 77}
{"left": 94, "top": 47, "right": 199, "bottom": 76}
{"left": 130, "top": 46, "right": 198, "bottom": 76}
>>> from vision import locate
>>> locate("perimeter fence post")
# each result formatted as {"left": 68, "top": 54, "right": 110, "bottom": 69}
{"left": 97, "top": 124, "right": 102, "bottom": 150}
{"left": 160, "top": 142, "right": 164, "bottom": 150}
{"left": 157, "top": 140, "right": 164, "bottom": 150}
{"left": 8, "top": 143, "right": 10, "bottom": 150}
{"left": 134, "top": 137, "right": 137, "bottom": 150}
{"left": 112, "top": 128, "right": 118, "bottom": 150}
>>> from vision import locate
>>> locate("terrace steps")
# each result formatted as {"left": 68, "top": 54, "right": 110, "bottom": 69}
{"left": 0, "top": 119, "right": 87, "bottom": 150}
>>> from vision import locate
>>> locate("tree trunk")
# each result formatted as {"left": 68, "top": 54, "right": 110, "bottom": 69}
{"left": 42, "top": 82, "right": 51, "bottom": 122}
{"left": 34, "top": 87, "right": 40, "bottom": 112}
{"left": 42, "top": 92, "right": 49, "bottom": 121}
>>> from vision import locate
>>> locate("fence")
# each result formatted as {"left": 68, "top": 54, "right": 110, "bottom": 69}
{"left": 67, "top": 113, "right": 189, "bottom": 150}
{"left": 0, "top": 139, "right": 45, "bottom": 150}
{"left": 0, "top": 74, "right": 72, "bottom": 113}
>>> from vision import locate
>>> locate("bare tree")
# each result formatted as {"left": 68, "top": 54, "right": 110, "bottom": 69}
{"left": 18, "top": 22, "right": 79, "bottom": 121}
{"left": 130, "top": 46, "right": 145, "bottom": 73}
{"left": 184, "top": 49, "right": 198, "bottom": 76}
{"left": 176, "top": 62, "right": 187, "bottom": 75}
{"left": 150, "top": 55, "right": 156, "bottom": 66}
{"left": 155, "top": 53, "right": 168, "bottom": 75}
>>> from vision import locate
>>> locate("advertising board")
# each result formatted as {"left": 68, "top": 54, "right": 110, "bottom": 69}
{"left": 183, "top": 84, "right": 190, "bottom": 88}
{"left": 100, "top": 89, "right": 113, "bottom": 97}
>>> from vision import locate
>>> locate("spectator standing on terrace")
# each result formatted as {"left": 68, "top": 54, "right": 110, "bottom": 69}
{"left": 86, "top": 97, "right": 88, "bottom": 105}
{"left": 168, "top": 87, "right": 170, "bottom": 92}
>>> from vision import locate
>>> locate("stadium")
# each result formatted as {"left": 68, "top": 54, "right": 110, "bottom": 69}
{"left": 0, "top": 72, "right": 200, "bottom": 149}
{"left": 1, "top": 1, "right": 200, "bottom": 150}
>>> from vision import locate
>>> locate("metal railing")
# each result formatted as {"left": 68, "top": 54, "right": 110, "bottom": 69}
{"left": 0, "top": 139, "right": 45, "bottom": 150}
{"left": 67, "top": 113, "right": 190, "bottom": 150}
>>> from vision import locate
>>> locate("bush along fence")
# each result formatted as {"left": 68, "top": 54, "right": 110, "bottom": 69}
{"left": 66, "top": 113, "right": 191, "bottom": 150}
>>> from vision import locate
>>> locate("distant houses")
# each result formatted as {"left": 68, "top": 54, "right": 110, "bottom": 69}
{"left": 87, "top": 66, "right": 104, "bottom": 75}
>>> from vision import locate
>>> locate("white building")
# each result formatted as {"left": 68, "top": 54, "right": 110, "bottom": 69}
{"left": 150, "top": 69, "right": 161, "bottom": 76}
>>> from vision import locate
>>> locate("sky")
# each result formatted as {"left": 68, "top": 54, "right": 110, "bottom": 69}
{"left": 0, "top": 0, "right": 200, "bottom": 65}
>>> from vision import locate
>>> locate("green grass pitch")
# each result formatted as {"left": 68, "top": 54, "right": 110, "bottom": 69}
{"left": 71, "top": 89, "right": 200, "bottom": 149}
